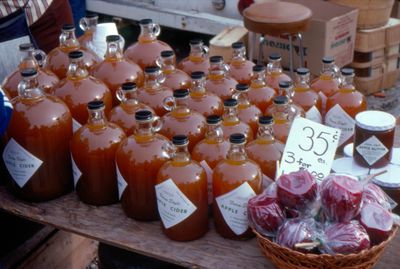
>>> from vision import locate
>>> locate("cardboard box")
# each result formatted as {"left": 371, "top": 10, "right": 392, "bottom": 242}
{"left": 251, "top": 0, "right": 358, "bottom": 75}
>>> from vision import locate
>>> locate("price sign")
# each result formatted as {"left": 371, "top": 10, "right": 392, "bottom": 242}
{"left": 278, "top": 117, "right": 341, "bottom": 181}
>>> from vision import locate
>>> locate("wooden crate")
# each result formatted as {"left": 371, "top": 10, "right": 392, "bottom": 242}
{"left": 209, "top": 26, "right": 248, "bottom": 62}
{"left": 330, "top": 0, "right": 394, "bottom": 29}
{"left": 354, "top": 18, "right": 400, "bottom": 52}
{"left": 18, "top": 231, "right": 98, "bottom": 269}
{"left": 382, "top": 69, "right": 400, "bottom": 89}
{"left": 355, "top": 74, "right": 383, "bottom": 94}
{"left": 386, "top": 18, "right": 400, "bottom": 45}
{"left": 355, "top": 26, "right": 386, "bottom": 52}
{"left": 353, "top": 64, "right": 384, "bottom": 77}
{"left": 0, "top": 226, "right": 97, "bottom": 269}
{"left": 386, "top": 54, "right": 400, "bottom": 71}
{"left": 352, "top": 49, "right": 385, "bottom": 68}
{"left": 385, "top": 43, "right": 400, "bottom": 57}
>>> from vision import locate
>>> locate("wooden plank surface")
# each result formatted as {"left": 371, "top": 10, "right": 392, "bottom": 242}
{"left": 0, "top": 185, "right": 399, "bottom": 269}
{"left": 18, "top": 231, "right": 98, "bottom": 269}
{"left": 0, "top": 187, "right": 268, "bottom": 269}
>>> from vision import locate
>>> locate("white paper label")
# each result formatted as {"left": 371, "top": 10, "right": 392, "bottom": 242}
{"left": 390, "top": 148, "right": 400, "bottom": 165}
{"left": 319, "top": 92, "right": 327, "bottom": 115}
{"left": 305, "top": 106, "right": 322, "bottom": 124}
{"left": 71, "top": 154, "right": 82, "bottom": 188}
{"left": 72, "top": 118, "right": 82, "bottom": 133}
{"left": 278, "top": 117, "right": 341, "bottom": 181}
{"left": 325, "top": 104, "right": 355, "bottom": 147}
{"left": 116, "top": 164, "right": 127, "bottom": 200}
{"left": 216, "top": 182, "right": 256, "bottom": 235}
{"left": 155, "top": 179, "right": 197, "bottom": 229}
{"left": 356, "top": 135, "right": 389, "bottom": 166}
{"left": 2, "top": 138, "right": 43, "bottom": 188}
{"left": 200, "top": 160, "right": 213, "bottom": 205}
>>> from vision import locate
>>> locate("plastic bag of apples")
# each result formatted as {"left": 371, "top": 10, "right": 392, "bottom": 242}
{"left": 248, "top": 170, "right": 399, "bottom": 255}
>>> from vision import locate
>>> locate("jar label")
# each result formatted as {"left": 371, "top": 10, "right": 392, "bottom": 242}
{"left": 216, "top": 182, "right": 256, "bottom": 235}
{"left": 305, "top": 106, "right": 322, "bottom": 124}
{"left": 71, "top": 154, "right": 82, "bottom": 188}
{"left": 116, "top": 164, "right": 127, "bottom": 200}
{"left": 155, "top": 179, "right": 197, "bottom": 229}
{"left": 319, "top": 92, "right": 327, "bottom": 115}
{"left": 325, "top": 104, "right": 355, "bottom": 146}
{"left": 72, "top": 118, "right": 82, "bottom": 133}
{"left": 200, "top": 160, "right": 213, "bottom": 205}
{"left": 2, "top": 138, "right": 43, "bottom": 188}
{"left": 356, "top": 135, "right": 389, "bottom": 166}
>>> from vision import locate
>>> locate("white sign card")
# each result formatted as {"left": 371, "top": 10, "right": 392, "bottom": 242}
{"left": 278, "top": 117, "right": 341, "bottom": 181}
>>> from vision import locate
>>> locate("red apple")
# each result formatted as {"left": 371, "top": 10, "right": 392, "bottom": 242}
{"left": 323, "top": 221, "right": 370, "bottom": 255}
{"left": 360, "top": 203, "right": 393, "bottom": 246}
{"left": 276, "top": 170, "right": 318, "bottom": 210}
{"left": 362, "top": 183, "right": 391, "bottom": 210}
{"left": 276, "top": 218, "right": 318, "bottom": 253}
{"left": 320, "top": 174, "right": 363, "bottom": 222}
{"left": 248, "top": 188, "right": 285, "bottom": 237}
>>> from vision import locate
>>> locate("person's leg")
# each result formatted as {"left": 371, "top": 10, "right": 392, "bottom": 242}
{"left": 30, "top": 0, "right": 74, "bottom": 53}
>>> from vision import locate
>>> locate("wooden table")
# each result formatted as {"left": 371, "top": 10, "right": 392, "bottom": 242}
{"left": 0, "top": 186, "right": 398, "bottom": 269}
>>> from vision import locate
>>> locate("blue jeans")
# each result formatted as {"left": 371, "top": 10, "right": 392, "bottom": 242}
{"left": 68, "top": 0, "right": 86, "bottom": 37}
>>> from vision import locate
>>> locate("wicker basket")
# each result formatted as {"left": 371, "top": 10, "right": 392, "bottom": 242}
{"left": 330, "top": 0, "right": 394, "bottom": 29}
{"left": 254, "top": 226, "right": 398, "bottom": 269}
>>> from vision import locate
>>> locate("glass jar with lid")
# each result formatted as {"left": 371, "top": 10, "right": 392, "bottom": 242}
{"left": 353, "top": 110, "right": 396, "bottom": 168}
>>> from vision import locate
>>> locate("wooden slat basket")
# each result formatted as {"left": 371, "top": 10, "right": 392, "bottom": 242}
{"left": 253, "top": 226, "right": 398, "bottom": 269}
{"left": 331, "top": 0, "right": 394, "bottom": 29}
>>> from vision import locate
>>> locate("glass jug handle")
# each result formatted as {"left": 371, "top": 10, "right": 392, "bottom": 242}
{"left": 232, "top": 91, "right": 241, "bottom": 100}
{"left": 162, "top": 141, "right": 175, "bottom": 158}
{"left": 119, "top": 34, "right": 125, "bottom": 50}
{"left": 33, "top": 49, "right": 47, "bottom": 67}
{"left": 17, "top": 79, "right": 28, "bottom": 97}
{"left": 59, "top": 32, "right": 68, "bottom": 46}
{"left": 152, "top": 23, "right": 161, "bottom": 37}
{"left": 202, "top": 45, "right": 209, "bottom": 57}
{"left": 155, "top": 56, "right": 163, "bottom": 68}
{"left": 116, "top": 87, "right": 126, "bottom": 103}
{"left": 152, "top": 116, "right": 163, "bottom": 132}
{"left": 79, "top": 17, "right": 89, "bottom": 31}
{"left": 223, "top": 63, "right": 230, "bottom": 73}
{"left": 157, "top": 71, "right": 166, "bottom": 84}
{"left": 163, "top": 96, "right": 175, "bottom": 112}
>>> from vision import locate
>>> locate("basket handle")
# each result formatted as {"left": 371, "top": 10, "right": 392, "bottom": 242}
{"left": 294, "top": 242, "right": 320, "bottom": 250}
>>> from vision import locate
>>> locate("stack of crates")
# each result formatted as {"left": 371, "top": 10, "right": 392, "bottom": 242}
{"left": 352, "top": 18, "right": 400, "bottom": 94}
